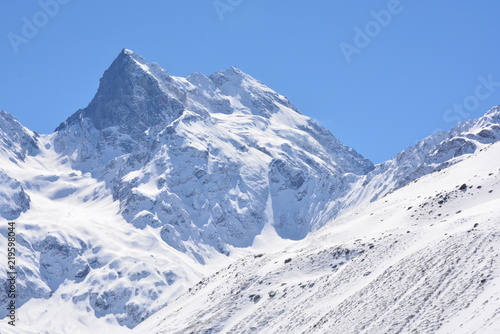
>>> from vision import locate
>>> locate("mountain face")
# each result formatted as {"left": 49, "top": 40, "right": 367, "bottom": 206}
{"left": 0, "top": 49, "right": 500, "bottom": 333}
{"left": 138, "top": 140, "right": 500, "bottom": 334}
{"left": 53, "top": 49, "right": 373, "bottom": 258}
{"left": 0, "top": 110, "right": 37, "bottom": 219}
{"left": 343, "top": 106, "right": 500, "bottom": 208}
{"left": 0, "top": 170, "right": 30, "bottom": 220}
{"left": 0, "top": 110, "right": 39, "bottom": 161}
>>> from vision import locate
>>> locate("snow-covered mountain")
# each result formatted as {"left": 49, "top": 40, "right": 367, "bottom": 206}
{"left": 1, "top": 49, "right": 374, "bottom": 331}
{"left": 53, "top": 49, "right": 373, "bottom": 256}
{"left": 0, "top": 49, "right": 499, "bottom": 333}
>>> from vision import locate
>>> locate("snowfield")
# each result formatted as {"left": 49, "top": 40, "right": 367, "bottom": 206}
{"left": 0, "top": 49, "right": 499, "bottom": 333}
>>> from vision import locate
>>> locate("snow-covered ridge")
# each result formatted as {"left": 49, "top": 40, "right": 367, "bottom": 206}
{"left": 0, "top": 111, "right": 37, "bottom": 219}
{"left": 0, "top": 110, "right": 38, "bottom": 161}
{"left": 343, "top": 105, "right": 500, "bottom": 209}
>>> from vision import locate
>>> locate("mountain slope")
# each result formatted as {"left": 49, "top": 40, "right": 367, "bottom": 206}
{"left": 0, "top": 110, "right": 38, "bottom": 219}
{"left": 138, "top": 139, "right": 500, "bottom": 334}
{"left": 0, "top": 132, "right": 216, "bottom": 332}
{"left": 53, "top": 49, "right": 373, "bottom": 258}
{"left": 0, "top": 110, "right": 39, "bottom": 161}
{"left": 344, "top": 106, "right": 500, "bottom": 207}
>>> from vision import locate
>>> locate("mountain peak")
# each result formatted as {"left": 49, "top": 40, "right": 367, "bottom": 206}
{"left": 225, "top": 66, "right": 246, "bottom": 76}
{"left": 121, "top": 48, "right": 135, "bottom": 55}
{"left": 119, "top": 48, "right": 148, "bottom": 65}
{"left": 209, "top": 66, "right": 254, "bottom": 86}
{"left": 486, "top": 105, "right": 500, "bottom": 118}
{"left": 55, "top": 49, "right": 183, "bottom": 133}
{"left": 109, "top": 48, "right": 149, "bottom": 74}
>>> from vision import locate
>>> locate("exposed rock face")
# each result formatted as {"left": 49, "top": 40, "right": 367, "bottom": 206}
{"left": 0, "top": 110, "right": 37, "bottom": 220}
{"left": 0, "top": 170, "right": 30, "bottom": 220}
{"left": 0, "top": 109, "right": 39, "bottom": 161}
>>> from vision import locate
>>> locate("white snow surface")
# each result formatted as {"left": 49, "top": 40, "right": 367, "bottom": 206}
{"left": 0, "top": 49, "right": 500, "bottom": 333}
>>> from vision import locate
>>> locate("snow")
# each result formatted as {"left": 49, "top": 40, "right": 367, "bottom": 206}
{"left": 1, "top": 49, "right": 499, "bottom": 333}
{"left": 0, "top": 135, "right": 218, "bottom": 332}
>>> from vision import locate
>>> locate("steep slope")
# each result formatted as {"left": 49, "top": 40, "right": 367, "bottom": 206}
{"left": 344, "top": 106, "right": 500, "bottom": 207}
{"left": 0, "top": 110, "right": 38, "bottom": 219}
{"left": 0, "top": 110, "right": 39, "bottom": 161}
{"left": 53, "top": 49, "right": 373, "bottom": 259}
{"left": 138, "top": 138, "right": 500, "bottom": 334}
{"left": 0, "top": 131, "right": 216, "bottom": 332}
{"left": 0, "top": 170, "right": 30, "bottom": 220}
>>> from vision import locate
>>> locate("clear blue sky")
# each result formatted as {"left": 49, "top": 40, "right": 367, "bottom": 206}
{"left": 1, "top": 1, "right": 499, "bottom": 163}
